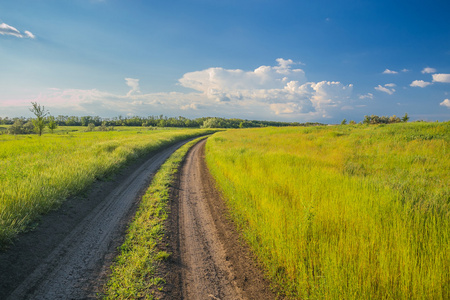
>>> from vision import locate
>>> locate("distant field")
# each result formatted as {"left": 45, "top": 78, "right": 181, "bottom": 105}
{"left": 0, "top": 128, "right": 215, "bottom": 247}
{"left": 206, "top": 122, "right": 449, "bottom": 299}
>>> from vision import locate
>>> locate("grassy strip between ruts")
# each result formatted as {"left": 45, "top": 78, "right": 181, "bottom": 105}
{"left": 102, "top": 136, "right": 209, "bottom": 300}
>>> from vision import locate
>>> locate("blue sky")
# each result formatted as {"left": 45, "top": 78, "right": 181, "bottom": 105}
{"left": 1, "top": 0, "right": 450, "bottom": 123}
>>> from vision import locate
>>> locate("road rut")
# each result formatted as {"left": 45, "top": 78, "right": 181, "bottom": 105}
{"left": 163, "top": 139, "right": 276, "bottom": 300}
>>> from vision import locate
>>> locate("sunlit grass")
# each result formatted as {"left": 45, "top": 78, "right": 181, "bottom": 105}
{"left": 0, "top": 128, "right": 215, "bottom": 247}
{"left": 206, "top": 122, "right": 449, "bottom": 299}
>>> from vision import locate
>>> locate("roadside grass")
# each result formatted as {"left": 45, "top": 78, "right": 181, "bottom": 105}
{"left": 102, "top": 136, "right": 208, "bottom": 299}
{"left": 206, "top": 122, "right": 449, "bottom": 299}
{"left": 0, "top": 129, "right": 215, "bottom": 248}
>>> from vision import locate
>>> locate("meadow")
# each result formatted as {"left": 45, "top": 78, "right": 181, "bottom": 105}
{"left": 206, "top": 122, "right": 449, "bottom": 299}
{"left": 0, "top": 127, "right": 214, "bottom": 247}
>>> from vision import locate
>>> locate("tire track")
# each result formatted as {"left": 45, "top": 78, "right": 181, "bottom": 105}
{"left": 178, "top": 139, "right": 243, "bottom": 299}
{"left": 167, "top": 139, "right": 276, "bottom": 300}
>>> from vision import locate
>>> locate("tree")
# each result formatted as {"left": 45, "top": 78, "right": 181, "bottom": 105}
{"left": 47, "top": 116, "right": 58, "bottom": 133}
{"left": 8, "top": 119, "right": 25, "bottom": 135}
{"left": 341, "top": 119, "right": 347, "bottom": 125}
{"left": 86, "top": 122, "right": 96, "bottom": 132}
{"left": 363, "top": 115, "right": 371, "bottom": 125}
{"left": 402, "top": 113, "right": 409, "bottom": 123}
{"left": 30, "top": 102, "right": 48, "bottom": 136}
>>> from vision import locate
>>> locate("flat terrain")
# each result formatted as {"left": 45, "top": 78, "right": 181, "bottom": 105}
{"left": 0, "top": 137, "right": 274, "bottom": 299}
{"left": 162, "top": 139, "right": 275, "bottom": 299}
{"left": 0, "top": 140, "right": 191, "bottom": 299}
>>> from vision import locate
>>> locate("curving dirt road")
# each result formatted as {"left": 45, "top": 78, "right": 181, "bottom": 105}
{"left": 162, "top": 139, "right": 276, "bottom": 300}
{"left": 0, "top": 137, "right": 276, "bottom": 299}
{"left": 0, "top": 139, "right": 194, "bottom": 300}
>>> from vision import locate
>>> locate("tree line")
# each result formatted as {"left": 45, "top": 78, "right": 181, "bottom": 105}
{"left": 0, "top": 103, "right": 324, "bottom": 135}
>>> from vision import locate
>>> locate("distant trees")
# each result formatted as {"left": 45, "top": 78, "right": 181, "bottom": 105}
{"left": 363, "top": 114, "right": 403, "bottom": 125}
{"left": 47, "top": 116, "right": 58, "bottom": 133}
{"left": 86, "top": 123, "right": 96, "bottom": 132}
{"left": 402, "top": 113, "right": 409, "bottom": 123}
{"left": 3, "top": 108, "right": 324, "bottom": 134}
{"left": 6, "top": 119, "right": 34, "bottom": 135}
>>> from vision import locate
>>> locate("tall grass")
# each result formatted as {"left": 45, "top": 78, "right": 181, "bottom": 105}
{"left": 206, "top": 122, "right": 449, "bottom": 299}
{"left": 0, "top": 128, "right": 214, "bottom": 247}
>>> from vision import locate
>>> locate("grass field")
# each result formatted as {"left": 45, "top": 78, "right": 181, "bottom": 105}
{"left": 206, "top": 122, "right": 449, "bottom": 299}
{"left": 0, "top": 128, "right": 215, "bottom": 247}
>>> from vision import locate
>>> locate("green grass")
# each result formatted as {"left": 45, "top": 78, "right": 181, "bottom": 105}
{"left": 0, "top": 129, "right": 215, "bottom": 247}
{"left": 102, "top": 136, "right": 209, "bottom": 299}
{"left": 205, "top": 122, "right": 449, "bottom": 299}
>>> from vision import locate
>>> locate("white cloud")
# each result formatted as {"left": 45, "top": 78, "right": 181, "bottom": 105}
{"left": 3, "top": 59, "right": 353, "bottom": 121}
{"left": 440, "top": 99, "right": 450, "bottom": 108}
{"left": 401, "top": 69, "right": 409, "bottom": 72}
{"left": 24, "top": 30, "right": 35, "bottom": 39}
{"left": 410, "top": 80, "right": 432, "bottom": 88}
{"left": 422, "top": 67, "right": 437, "bottom": 74}
{"left": 179, "top": 58, "right": 306, "bottom": 95}
{"left": 0, "top": 23, "right": 35, "bottom": 39}
{"left": 375, "top": 84, "right": 395, "bottom": 95}
{"left": 383, "top": 69, "right": 398, "bottom": 74}
{"left": 359, "top": 93, "right": 373, "bottom": 100}
{"left": 181, "top": 103, "right": 204, "bottom": 110}
{"left": 125, "top": 78, "right": 141, "bottom": 96}
{"left": 270, "top": 103, "right": 304, "bottom": 115}
{"left": 179, "top": 59, "right": 352, "bottom": 117}
{"left": 432, "top": 73, "right": 450, "bottom": 83}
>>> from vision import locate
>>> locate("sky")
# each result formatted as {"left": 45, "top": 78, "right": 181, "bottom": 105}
{"left": 1, "top": 0, "right": 450, "bottom": 124}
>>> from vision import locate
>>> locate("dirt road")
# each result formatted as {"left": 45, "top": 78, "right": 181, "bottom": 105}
{"left": 0, "top": 139, "right": 194, "bottom": 300}
{"left": 163, "top": 139, "right": 276, "bottom": 299}
{"left": 0, "top": 137, "right": 275, "bottom": 299}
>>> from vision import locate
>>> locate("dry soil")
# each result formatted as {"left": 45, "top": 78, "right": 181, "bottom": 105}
{"left": 160, "top": 139, "right": 276, "bottom": 300}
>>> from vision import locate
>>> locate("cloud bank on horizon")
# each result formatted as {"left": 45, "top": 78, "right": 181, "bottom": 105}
{"left": 2, "top": 59, "right": 354, "bottom": 120}
{"left": 3, "top": 57, "right": 450, "bottom": 120}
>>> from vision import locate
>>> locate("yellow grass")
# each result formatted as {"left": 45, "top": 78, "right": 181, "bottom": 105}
{"left": 206, "top": 122, "right": 449, "bottom": 299}
{"left": 0, "top": 128, "right": 214, "bottom": 246}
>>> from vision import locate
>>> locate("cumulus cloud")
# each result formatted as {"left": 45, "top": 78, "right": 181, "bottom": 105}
{"left": 383, "top": 69, "right": 398, "bottom": 74}
{"left": 440, "top": 99, "right": 450, "bottom": 108}
{"left": 410, "top": 80, "right": 432, "bottom": 88}
{"left": 125, "top": 78, "right": 141, "bottom": 96}
{"left": 179, "top": 59, "right": 352, "bottom": 117}
{"left": 0, "top": 23, "right": 35, "bottom": 39}
{"left": 422, "top": 67, "right": 437, "bottom": 74}
{"left": 375, "top": 83, "right": 396, "bottom": 95}
{"left": 432, "top": 73, "right": 450, "bottom": 83}
{"left": 4, "top": 59, "right": 354, "bottom": 121}
{"left": 179, "top": 58, "right": 306, "bottom": 95}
